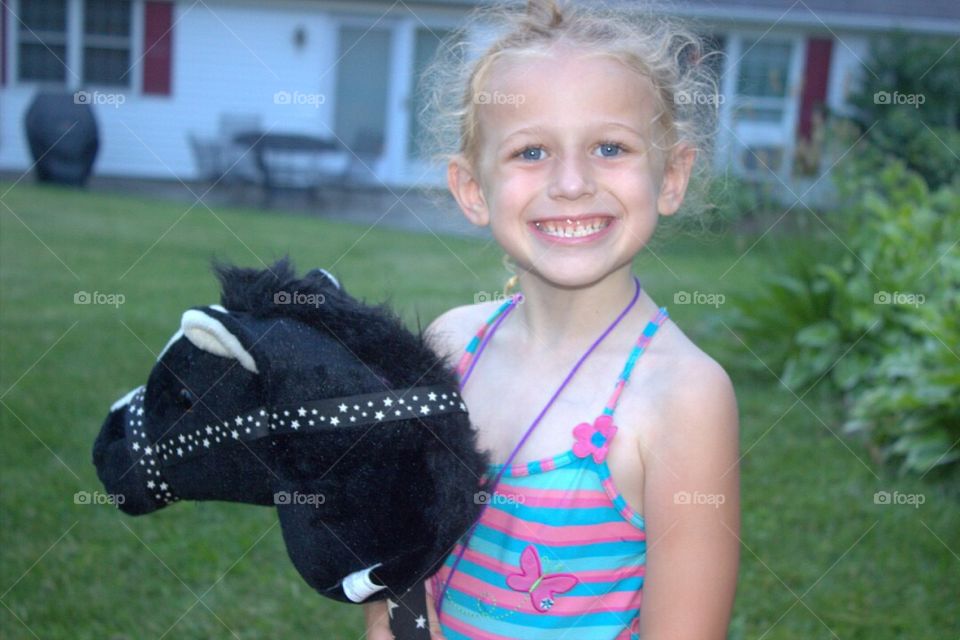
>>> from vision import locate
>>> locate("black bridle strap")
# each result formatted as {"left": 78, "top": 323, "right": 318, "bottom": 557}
{"left": 152, "top": 384, "right": 467, "bottom": 465}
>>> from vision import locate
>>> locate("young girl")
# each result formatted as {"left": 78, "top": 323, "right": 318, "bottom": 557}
{"left": 366, "top": 1, "right": 739, "bottom": 637}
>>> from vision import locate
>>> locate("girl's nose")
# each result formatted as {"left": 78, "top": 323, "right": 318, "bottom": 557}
{"left": 547, "top": 151, "right": 597, "bottom": 200}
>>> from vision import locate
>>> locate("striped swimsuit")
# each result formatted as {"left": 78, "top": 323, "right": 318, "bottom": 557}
{"left": 429, "top": 300, "right": 670, "bottom": 639}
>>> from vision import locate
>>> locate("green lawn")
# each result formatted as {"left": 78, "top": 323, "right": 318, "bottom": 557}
{"left": 1, "top": 182, "right": 957, "bottom": 639}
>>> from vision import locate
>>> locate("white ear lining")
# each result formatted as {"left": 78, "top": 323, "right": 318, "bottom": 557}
{"left": 158, "top": 306, "right": 228, "bottom": 362}
{"left": 181, "top": 308, "right": 259, "bottom": 374}
{"left": 317, "top": 269, "right": 340, "bottom": 290}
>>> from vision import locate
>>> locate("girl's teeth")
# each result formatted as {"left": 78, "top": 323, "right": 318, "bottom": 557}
{"left": 535, "top": 218, "right": 610, "bottom": 238}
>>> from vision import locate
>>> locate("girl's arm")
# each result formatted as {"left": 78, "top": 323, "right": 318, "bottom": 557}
{"left": 640, "top": 356, "right": 741, "bottom": 640}
{"left": 363, "top": 599, "right": 395, "bottom": 640}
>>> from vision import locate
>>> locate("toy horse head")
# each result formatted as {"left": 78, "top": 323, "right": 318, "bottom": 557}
{"left": 92, "top": 257, "right": 488, "bottom": 604}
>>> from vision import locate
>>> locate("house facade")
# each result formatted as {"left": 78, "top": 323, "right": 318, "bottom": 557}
{"left": 2, "top": 0, "right": 958, "bottom": 190}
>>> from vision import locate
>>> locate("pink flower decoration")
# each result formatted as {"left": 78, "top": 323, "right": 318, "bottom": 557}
{"left": 572, "top": 414, "right": 618, "bottom": 463}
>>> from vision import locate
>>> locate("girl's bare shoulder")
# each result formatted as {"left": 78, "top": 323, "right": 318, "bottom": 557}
{"left": 424, "top": 301, "right": 500, "bottom": 367}
{"left": 642, "top": 318, "right": 739, "bottom": 452}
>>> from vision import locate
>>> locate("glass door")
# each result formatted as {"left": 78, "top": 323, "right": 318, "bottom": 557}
{"left": 333, "top": 25, "right": 391, "bottom": 183}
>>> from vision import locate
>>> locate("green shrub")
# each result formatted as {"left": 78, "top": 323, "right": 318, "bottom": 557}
{"left": 726, "top": 155, "right": 960, "bottom": 476}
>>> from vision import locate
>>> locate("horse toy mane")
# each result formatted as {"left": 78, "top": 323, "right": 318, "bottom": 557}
{"left": 92, "top": 257, "right": 488, "bottom": 634}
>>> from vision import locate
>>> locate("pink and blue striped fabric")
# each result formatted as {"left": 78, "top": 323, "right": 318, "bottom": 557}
{"left": 430, "top": 305, "right": 669, "bottom": 639}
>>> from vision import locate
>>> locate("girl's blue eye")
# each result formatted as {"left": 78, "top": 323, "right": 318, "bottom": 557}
{"left": 517, "top": 147, "right": 543, "bottom": 160}
{"left": 597, "top": 142, "right": 625, "bottom": 157}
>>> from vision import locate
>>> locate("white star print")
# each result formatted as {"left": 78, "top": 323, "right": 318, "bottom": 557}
{"left": 231, "top": 430, "right": 239, "bottom": 439}
{"left": 420, "top": 405, "right": 430, "bottom": 415}
{"left": 205, "top": 426, "right": 213, "bottom": 435}
{"left": 298, "top": 407, "right": 307, "bottom": 417}
{"left": 144, "top": 446, "right": 153, "bottom": 455}
{"left": 234, "top": 416, "right": 244, "bottom": 426}
{"left": 147, "top": 480, "right": 155, "bottom": 489}
{"left": 329, "top": 417, "right": 340, "bottom": 426}
{"left": 203, "top": 438, "right": 210, "bottom": 447}
{"left": 428, "top": 392, "right": 437, "bottom": 401}
{"left": 415, "top": 615, "right": 426, "bottom": 629}
{"left": 338, "top": 403, "right": 348, "bottom": 412}
{"left": 176, "top": 447, "right": 184, "bottom": 456}
{"left": 291, "top": 420, "right": 300, "bottom": 430}
{"left": 374, "top": 411, "right": 385, "bottom": 420}
{"left": 132, "top": 442, "right": 140, "bottom": 451}
{"left": 384, "top": 398, "right": 393, "bottom": 407}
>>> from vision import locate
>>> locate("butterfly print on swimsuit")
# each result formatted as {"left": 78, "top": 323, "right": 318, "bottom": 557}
{"left": 506, "top": 544, "right": 579, "bottom": 612}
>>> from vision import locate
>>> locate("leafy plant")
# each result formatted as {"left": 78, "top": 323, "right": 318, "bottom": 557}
{"left": 726, "top": 154, "right": 960, "bottom": 476}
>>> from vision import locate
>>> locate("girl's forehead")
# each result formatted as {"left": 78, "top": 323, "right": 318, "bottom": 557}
{"left": 479, "top": 51, "right": 659, "bottom": 137}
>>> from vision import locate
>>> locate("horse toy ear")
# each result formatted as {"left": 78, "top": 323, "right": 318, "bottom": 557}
{"left": 181, "top": 306, "right": 259, "bottom": 374}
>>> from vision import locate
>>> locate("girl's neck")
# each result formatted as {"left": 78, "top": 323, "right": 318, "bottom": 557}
{"left": 509, "top": 266, "right": 653, "bottom": 355}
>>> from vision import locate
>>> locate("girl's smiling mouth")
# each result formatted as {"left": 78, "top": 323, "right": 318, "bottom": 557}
{"left": 530, "top": 215, "right": 615, "bottom": 243}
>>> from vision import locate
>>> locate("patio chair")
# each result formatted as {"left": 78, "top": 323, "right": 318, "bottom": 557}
{"left": 217, "top": 112, "right": 263, "bottom": 186}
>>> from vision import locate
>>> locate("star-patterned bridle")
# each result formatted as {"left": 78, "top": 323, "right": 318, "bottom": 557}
{"left": 122, "top": 384, "right": 468, "bottom": 507}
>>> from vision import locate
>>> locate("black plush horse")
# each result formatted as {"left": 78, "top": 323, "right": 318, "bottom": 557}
{"left": 92, "top": 257, "right": 488, "bottom": 636}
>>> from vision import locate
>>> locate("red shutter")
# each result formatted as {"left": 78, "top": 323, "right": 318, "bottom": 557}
{"left": 797, "top": 37, "right": 833, "bottom": 141}
{"left": 143, "top": 1, "right": 173, "bottom": 95}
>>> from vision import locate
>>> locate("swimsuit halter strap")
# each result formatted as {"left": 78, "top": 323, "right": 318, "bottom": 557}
{"left": 601, "top": 306, "right": 669, "bottom": 416}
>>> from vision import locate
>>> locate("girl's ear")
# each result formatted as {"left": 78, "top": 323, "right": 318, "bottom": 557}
{"left": 448, "top": 155, "right": 490, "bottom": 227}
{"left": 657, "top": 143, "right": 697, "bottom": 216}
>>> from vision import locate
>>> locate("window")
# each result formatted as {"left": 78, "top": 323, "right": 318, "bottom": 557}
{"left": 737, "top": 40, "right": 791, "bottom": 98}
{"left": 733, "top": 39, "right": 795, "bottom": 125}
{"left": 18, "top": 0, "right": 68, "bottom": 82}
{"left": 16, "top": 0, "right": 134, "bottom": 87}
{"left": 83, "top": 0, "right": 133, "bottom": 86}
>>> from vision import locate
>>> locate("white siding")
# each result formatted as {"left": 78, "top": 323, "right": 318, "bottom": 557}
{"left": 2, "top": 0, "right": 347, "bottom": 180}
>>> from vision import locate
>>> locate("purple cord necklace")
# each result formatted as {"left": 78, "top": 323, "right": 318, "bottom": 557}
{"left": 435, "top": 275, "right": 642, "bottom": 613}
